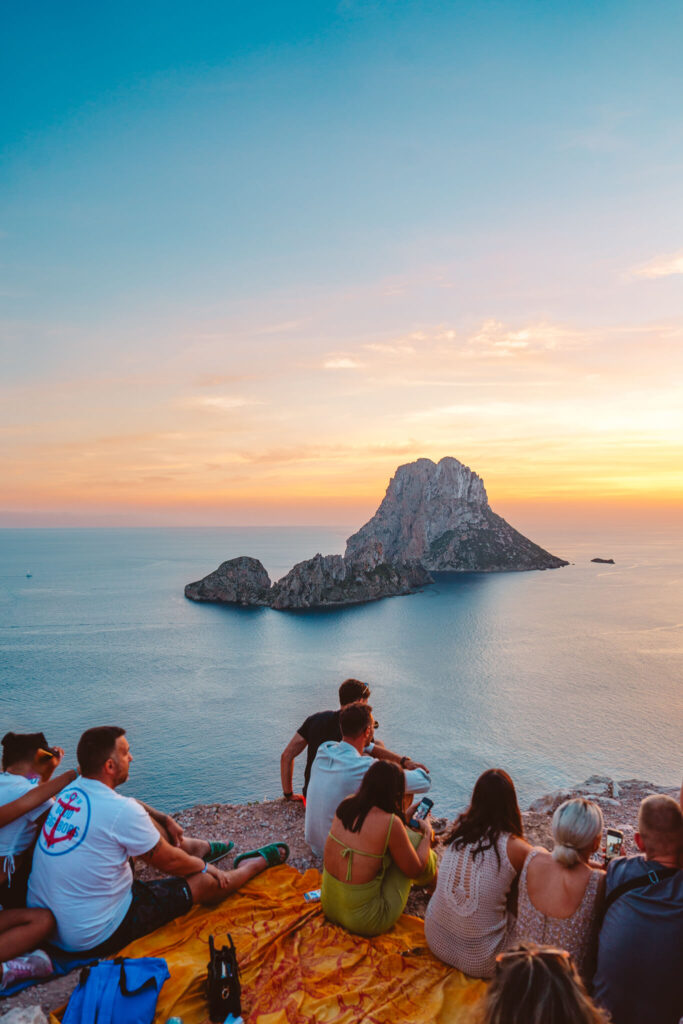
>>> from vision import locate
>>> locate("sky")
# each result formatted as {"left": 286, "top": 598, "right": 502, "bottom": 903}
{"left": 1, "top": 0, "right": 682, "bottom": 529}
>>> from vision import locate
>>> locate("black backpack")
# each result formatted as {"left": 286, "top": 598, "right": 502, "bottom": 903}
{"left": 207, "top": 933, "right": 242, "bottom": 1023}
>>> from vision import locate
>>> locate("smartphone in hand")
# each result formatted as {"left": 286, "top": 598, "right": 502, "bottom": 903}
{"left": 409, "top": 797, "right": 434, "bottom": 829}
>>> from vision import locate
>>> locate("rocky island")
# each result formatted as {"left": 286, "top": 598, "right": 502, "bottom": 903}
{"left": 185, "top": 456, "right": 568, "bottom": 610}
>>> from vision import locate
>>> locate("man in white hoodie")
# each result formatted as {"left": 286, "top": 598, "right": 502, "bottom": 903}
{"left": 304, "top": 702, "right": 431, "bottom": 857}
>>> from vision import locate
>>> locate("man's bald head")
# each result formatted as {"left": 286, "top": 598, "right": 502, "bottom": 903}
{"left": 636, "top": 794, "right": 683, "bottom": 860}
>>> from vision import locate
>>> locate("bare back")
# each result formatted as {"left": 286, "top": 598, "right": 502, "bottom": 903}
{"left": 525, "top": 849, "right": 601, "bottom": 918}
{"left": 324, "top": 808, "right": 393, "bottom": 885}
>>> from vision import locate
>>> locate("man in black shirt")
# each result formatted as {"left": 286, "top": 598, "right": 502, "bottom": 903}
{"left": 280, "top": 678, "right": 428, "bottom": 802}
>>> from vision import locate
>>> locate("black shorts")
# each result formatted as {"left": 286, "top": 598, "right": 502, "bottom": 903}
{"left": 90, "top": 878, "right": 193, "bottom": 958}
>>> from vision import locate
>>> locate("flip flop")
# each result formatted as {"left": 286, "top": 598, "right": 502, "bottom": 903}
{"left": 205, "top": 840, "right": 235, "bottom": 864}
{"left": 233, "top": 842, "right": 290, "bottom": 869}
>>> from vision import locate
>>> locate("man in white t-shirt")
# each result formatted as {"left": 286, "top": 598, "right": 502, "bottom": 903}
{"left": 304, "top": 702, "right": 431, "bottom": 857}
{"left": 28, "top": 726, "right": 286, "bottom": 954}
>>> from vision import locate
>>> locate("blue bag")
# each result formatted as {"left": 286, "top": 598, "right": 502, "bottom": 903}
{"left": 62, "top": 957, "right": 170, "bottom": 1024}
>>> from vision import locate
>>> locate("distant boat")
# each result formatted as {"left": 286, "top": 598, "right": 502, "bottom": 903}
{"left": 26, "top": 573, "right": 32, "bottom": 578}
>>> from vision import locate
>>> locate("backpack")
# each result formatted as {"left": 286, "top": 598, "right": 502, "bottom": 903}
{"left": 62, "top": 957, "right": 170, "bottom": 1024}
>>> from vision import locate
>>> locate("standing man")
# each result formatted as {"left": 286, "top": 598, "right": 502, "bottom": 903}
{"left": 28, "top": 727, "right": 286, "bottom": 955}
{"left": 280, "top": 678, "right": 428, "bottom": 802}
{"left": 304, "top": 702, "right": 431, "bottom": 857}
{"left": 593, "top": 794, "right": 682, "bottom": 1024}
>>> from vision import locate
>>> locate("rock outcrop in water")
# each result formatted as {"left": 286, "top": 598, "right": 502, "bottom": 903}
{"left": 185, "top": 455, "right": 567, "bottom": 609}
{"left": 270, "top": 547, "right": 432, "bottom": 610}
{"left": 346, "top": 457, "right": 568, "bottom": 572}
{"left": 184, "top": 556, "right": 272, "bottom": 605}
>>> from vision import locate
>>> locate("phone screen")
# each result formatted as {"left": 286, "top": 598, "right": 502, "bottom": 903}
{"left": 410, "top": 798, "right": 433, "bottom": 827}
{"left": 605, "top": 830, "right": 623, "bottom": 860}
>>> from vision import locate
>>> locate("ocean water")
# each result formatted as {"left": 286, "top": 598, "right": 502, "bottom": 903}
{"left": 0, "top": 526, "right": 681, "bottom": 817}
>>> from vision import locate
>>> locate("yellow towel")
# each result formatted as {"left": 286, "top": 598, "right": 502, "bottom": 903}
{"left": 56, "top": 866, "right": 486, "bottom": 1023}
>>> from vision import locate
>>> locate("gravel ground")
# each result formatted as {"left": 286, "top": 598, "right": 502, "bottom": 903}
{"left": 2, "top": 777, "right": 677, "bottom": 1019}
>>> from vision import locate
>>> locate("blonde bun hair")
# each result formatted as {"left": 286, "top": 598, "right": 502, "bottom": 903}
{"left": 552, "top": 798, "right": 603, "bottom": 867}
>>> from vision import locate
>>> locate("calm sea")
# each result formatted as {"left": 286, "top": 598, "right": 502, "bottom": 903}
{"left": 1, "top": 526, "right": 681, "bottom": 816}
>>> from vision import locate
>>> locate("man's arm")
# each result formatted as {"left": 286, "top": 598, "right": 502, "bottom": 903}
{"left": 136, "top": 801, "right": 184, "bottom": 846}
{"left": 403, "top": 765, "right": 432, "bottom": 795}
{"left": 140, "top": 837, "right": 229, "bottom": 889}
{"left": 280, "top": 733, "right": 307, "bottom": 800}
{"left": 0, "top": 769, "right": 78, "bottom": 828}
{"left": 370, "top": 745, "right": 429, "bottom": 773}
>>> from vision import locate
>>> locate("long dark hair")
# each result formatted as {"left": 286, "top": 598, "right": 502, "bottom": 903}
{"left": 336, "top": 761, "right": 406, "bottom": 833}
{"left": 444, "top": 769, "right": 523, "bottom": 864}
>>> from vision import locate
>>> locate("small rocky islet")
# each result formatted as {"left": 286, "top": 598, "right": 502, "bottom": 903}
{"left": 184, "top": 456, "right": 569, "bottom": 610}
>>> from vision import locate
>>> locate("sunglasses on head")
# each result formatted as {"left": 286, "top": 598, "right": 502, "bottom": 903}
{"left": 495, "top": 947, "right": 571, "bottom": 973}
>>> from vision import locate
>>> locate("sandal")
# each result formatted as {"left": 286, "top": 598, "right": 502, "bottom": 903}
{"left": 205, "top": 840, "right": 235, "bottom": 864}
{"left": 233, "top": 842, "right": 289, "bottom": 869}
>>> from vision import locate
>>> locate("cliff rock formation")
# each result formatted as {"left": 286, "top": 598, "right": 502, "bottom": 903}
{"left": 269, "top": 547, "right": 432, "bottom": 610}
{"left": 346, "top": 457, "right": 567, "bottom": 572}
{"left": 184, "top": 556, "right": 272, "bottom": 605}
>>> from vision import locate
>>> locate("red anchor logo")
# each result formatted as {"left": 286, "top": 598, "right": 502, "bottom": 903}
{"left": 42, "top": 791, "right": 82, "bottom": 848}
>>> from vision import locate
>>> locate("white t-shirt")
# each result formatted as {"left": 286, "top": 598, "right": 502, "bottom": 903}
{"left": 0, "top": 772, "right": 53, "bottom": 860}
{"left": 27, "top": 777, "right": 160, "bottom": 951}
{"left": 304, "top": 741, "right": 431, "bottom": 857}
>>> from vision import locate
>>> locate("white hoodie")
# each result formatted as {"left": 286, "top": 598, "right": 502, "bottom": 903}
{"left": 304, "top": 741, "right": 431, "bottom": 857}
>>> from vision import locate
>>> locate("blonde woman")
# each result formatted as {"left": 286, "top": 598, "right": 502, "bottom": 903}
{"left": 512, "top": 799, "right": 605, "bottom": 982}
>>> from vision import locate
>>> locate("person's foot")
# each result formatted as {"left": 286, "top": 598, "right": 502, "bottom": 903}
{"left": 205, "top": 840, "right": 235, "bottom": 864}
{"left": 0, "top": 949, "right": 53, "bottom": 990}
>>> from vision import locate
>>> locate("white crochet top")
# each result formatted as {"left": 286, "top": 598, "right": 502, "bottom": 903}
{"left": 424, "top": 832, "right": 516, "bottom": 978}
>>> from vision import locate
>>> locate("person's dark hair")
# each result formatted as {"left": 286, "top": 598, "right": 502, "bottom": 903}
{"left": 77, "top": 726, "right": 126, "bottom": 777}
{"left": 338, "top": 678, "right": 371, "bottom": 706}
{"left": 339, "top": 701, "right": 373, "bottom": 739}
{"left": 1, "top": 731, "right": 49, "bottom": 770}
{"left": 483, "top": 944, "right": 610, "bottom": 1024}
{"left": 336, "top": 760, "right": 406, "bottom": 833}
{"left": 444, "top": 768, "right": 523, "bottom": 865}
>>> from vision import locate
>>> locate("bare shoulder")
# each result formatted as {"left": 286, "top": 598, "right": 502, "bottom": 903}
{"left": 506, "top": 834, "right": 535, "bottom": 871}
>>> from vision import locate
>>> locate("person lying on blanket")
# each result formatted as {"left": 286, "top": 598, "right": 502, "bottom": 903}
{"left": 27, "top": 726, "right": 289, "bottom": 956}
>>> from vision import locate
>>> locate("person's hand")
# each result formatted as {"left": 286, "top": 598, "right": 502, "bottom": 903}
{"left": 416, "top": 814, "right": 433, "bottom": 842}
{"left": 165, "top": 816, "right": 185, "bottom": 847}
{"left": 283, "top": 792, "right": 305, "bottom": 805}
{"left": 402, "top": 758, "right": 429, "bottom": 773}
{"left": 39, "top": 747, "right": 64, "bottom": 781}
{"left": 205, "top": 864, "right": 230, "bottom": 889}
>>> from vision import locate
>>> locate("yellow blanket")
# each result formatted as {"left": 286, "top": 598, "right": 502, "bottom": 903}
{"left": 57, "top": 866, "right": 486, "bottom": 1023}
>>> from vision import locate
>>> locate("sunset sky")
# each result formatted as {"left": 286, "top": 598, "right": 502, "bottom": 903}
{"left": 2, "top": 1, "right": 682, "bottom": 528}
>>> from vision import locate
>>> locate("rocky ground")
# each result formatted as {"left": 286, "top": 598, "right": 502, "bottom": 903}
{"left": 2, "top": 776, "right": 677, "bottom": 1020}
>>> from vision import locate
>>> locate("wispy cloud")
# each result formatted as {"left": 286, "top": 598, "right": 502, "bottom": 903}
{"left": 631, "top": 250, "right": 683, "bottom": 279}
{"left": 182, "top": 395, "right": 260, "bottom": 411}
{"left": 323, "top": 356, "right": 364, "bottom": 370}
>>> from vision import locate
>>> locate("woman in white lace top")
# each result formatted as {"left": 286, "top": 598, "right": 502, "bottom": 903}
{"left": 424, "top": 769, "right": 531, "bottom": 978}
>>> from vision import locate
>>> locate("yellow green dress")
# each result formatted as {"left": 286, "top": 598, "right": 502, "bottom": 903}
{"left": 321, "top": 814, "right": 437, "bottom": 936}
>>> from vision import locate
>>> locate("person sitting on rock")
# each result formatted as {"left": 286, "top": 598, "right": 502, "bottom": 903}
{"left": 304, "top": 702, "right": 431, "bottom": 857}
{"left": 280, "top": 678, "right": 428, "bottom": 803}
{"left": 0, "top": 731, "right": 79, "bottom": 908}
{"left": 592, "top": 794, "right": 682, "bottom": 1024}
{"left": 511, "top": 798, "right": 605, "bottom": 984}
{"left": 321, "top": 761, "right": 437, "bottom": 936}
{"left": 0, "top": 741, "right": 82, "bottom": 991}
{"left": 27, "top": 726, "right": 288, "bottom": 955}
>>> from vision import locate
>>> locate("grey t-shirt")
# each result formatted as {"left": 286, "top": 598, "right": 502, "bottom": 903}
{"left": 593, "top": 855, "right": 683, "bottom": 1024}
